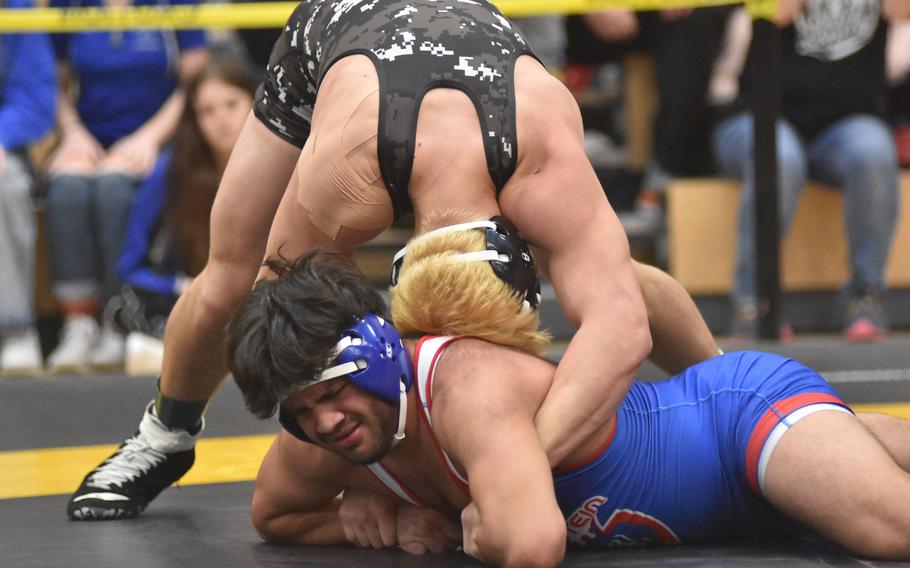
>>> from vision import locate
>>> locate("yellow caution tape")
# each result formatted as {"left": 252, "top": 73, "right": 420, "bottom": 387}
{"left": 0, "top": 0, "right": 774, "bottom": 33}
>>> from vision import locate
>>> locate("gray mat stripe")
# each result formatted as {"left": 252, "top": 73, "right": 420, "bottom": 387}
{"left": 822, "top": 368, "right": 910, "bottom": 384}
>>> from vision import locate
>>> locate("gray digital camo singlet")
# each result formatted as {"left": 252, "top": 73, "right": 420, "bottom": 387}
{"left": 253, "top": 0, "right": 539, "bottom": 219}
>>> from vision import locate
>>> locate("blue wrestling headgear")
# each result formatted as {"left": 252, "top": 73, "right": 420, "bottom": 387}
{"left": 390, "top": 216, "right": 542, "bottom": 311}
{"left": 278, "top": 314, "right": 413, "bottom": 445}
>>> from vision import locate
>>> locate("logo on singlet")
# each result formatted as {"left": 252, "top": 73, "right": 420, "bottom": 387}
{"left": 566, "top": 496, "right": 680, "bottom": 547}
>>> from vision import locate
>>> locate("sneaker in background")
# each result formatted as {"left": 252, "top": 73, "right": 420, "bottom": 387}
{"left": 47, "top": 316, "right": 98, "bottom": 373}
{"left": 67, "top": 403, "right": 200, "bottom": 520}
{"left": 124, "top": 332, "right": 164, "bottom": 376}
{"left": 0, "top": 328, "right": 44, "bottom": 376}
{"left": 844, "top": 292, "right": 889, "bottom": 343}
{"left": 91, "top": 324, "right": 126, "bottom": 371}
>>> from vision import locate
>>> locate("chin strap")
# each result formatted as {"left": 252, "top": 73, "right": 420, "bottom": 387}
{"left": 392, "top": 379, "right": 408, "bottom": 447}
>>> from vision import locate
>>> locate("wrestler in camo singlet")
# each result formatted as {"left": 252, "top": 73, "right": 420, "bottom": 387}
{"left": 253, "top": 0, "right": 539, "bottom": 219}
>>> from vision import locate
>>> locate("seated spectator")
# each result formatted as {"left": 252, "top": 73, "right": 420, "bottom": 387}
{"left": 44, "top": 0, "right": 208, "bottom": 373}
{"left": 0, "top": 0, "right": 56, "bottom": 376}
{"left": 617, "top": 7, "right": 735, "bottom": 237}
{"left": 565, "top": 8, "right": 734, "bottom": 238}
{"left": 112, "top": 57, "right": 255, "bottom": 374}
{"left": 711, "top": 0, "right": 904, "bottom": 342}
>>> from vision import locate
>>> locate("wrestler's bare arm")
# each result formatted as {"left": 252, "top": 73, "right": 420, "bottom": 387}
{"left": 250, "top": 431, "right": 351, "bottom": 545}
{"left": 500, "top": 81, "right": 651, "bottom": 465}
{"left": 431, "top": 340, "right": 567, "bottom": 568}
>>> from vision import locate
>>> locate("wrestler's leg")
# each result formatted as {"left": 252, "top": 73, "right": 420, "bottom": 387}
{"left": 254, "top": 165, "right": 388, "bottom": 282}
{"left": 632, "top": 261, "right": 721, "bottom": 374}
{"left": 67, "top": 116, "right": 301, "bottom": 521}
{"left": 857, "top": 412, "right": 910, "bottom": 472}
{"left": 763, "top": 411, "right": 910, "bottom": 559}
{"left": 256, "top": 55, "right": 392, "bottom": 279}
{"left": 160, "top": 116, "right": 300, "bottom": 401}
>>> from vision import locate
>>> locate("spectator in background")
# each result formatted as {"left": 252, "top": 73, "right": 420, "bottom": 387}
{"left": 711, "top": 0, "right": 905, "bottom": 342}
{"left": 887, "top": 17, "right": 910, "bottom": 167}
{"left": 0, "top": 0, "right": 57, "bottom": 376}
{"left": 44, "top": 0, "right": 208, "bottom": 373}
{"left": 112, "top": 57, "right": 255, "bottom": 374}
{"left": 566, "top": 7, "right": 735, "bottom": 236}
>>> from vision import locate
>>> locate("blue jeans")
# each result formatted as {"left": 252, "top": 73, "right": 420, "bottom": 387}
{"left": 44, "top": 173, "right": 137, "bottom": 306}
{"left": 712, "top": 113, "right": 900, "bottom": 305}
{"left": 0, "top": 154, "right": 36, "bottom": 331}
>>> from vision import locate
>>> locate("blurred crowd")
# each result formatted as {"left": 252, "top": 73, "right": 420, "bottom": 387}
{"left": 0, "top": 0, "right": 907, "bottom": 376}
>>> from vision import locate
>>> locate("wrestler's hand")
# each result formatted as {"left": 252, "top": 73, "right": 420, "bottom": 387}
{"left": 101, "top": 130, "right": 159, "bottom": 177}
{"left": 48, "top": 127, "right": 104, "bottom": 175}
{"left": 338, "top": 488, "right": 400, "bottom": 549}
{"left": 397, "top": 504, "right": 461, "bottom": 554}
{"left": 461, "top": 501, "right": 486, "bottom": 564}
{"left": 0, "top": 146, "right": 6, "bottom": 176}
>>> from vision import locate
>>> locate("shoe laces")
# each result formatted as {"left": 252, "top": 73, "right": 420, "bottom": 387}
{"left": 87, "top": 433, "right": 167, "bottom": 489}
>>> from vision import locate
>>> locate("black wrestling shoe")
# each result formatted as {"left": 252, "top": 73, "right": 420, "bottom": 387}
{"left": 66, "top": 403, "right": 201, "bottom": 520}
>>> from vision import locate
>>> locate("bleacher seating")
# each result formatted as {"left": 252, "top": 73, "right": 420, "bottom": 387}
{"left": 666, "top": 172, "right": 910, "bottom": 295}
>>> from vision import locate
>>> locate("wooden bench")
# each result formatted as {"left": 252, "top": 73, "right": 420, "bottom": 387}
{"left": 666, "top": 172, "right": 910, "bottom": 295}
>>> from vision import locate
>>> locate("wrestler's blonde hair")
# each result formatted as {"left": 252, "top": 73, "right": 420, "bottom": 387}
{"left": 390, "top": 227, "right": 551, "bottom": 356}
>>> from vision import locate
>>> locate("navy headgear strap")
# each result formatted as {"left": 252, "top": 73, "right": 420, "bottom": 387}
{"left": 390, "top": 216, "right": 541, "bottom": 311}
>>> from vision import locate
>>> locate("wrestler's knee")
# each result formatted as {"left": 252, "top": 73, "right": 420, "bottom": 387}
{"left": 192, "top": 258, "right": 260, "bottom": 326}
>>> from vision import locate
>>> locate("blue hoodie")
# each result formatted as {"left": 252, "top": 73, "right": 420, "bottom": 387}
{"left": 0, "top": 0, "right": 57, "bottom": 151}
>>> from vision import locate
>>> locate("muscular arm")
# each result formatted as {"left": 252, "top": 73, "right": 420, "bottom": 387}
{"left": 251, "top": 431, "right": 351, "bottom": 545}
{"left": 633, "top": 261, "right": 720, "bottom": 373}
{"left": 432, "top": 341, "right": 567, "bottom": 568}
{"left": 501, "top": 123, "right": 651, "bottom": 466}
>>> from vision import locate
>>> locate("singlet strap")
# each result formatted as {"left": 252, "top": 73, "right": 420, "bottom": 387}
{"left": 413, "top": 336, "right": 471, "bottom": 490}
{"left": 362, "top": 336, "right": 470, "bottom": 504}
{"left": 365, "top": 463, "right": 427, "bottom": 507}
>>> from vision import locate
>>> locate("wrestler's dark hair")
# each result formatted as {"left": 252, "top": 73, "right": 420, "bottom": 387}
{"left": 226, "top": 249, "right": 388, "bottom": 419}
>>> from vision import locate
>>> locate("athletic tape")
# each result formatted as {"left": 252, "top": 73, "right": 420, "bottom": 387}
{"left": 0, "top": 0, "right": 776, "bottom": 33}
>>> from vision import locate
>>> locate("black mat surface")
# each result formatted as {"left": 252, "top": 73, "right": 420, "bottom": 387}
{"left": 2, "top": 484, "right": 907, "bottom": 568}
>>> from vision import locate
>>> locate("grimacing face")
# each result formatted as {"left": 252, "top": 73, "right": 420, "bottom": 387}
{"left": 284, "top": 378, "right": 399, "bottom": 464}
{"left": 193, "top": 78, "right": 253, "bottom": 158}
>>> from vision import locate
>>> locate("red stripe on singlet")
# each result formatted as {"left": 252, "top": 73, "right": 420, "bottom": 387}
{"left": 418, "top": 336, "right": 471, "bottom": 496}
{"left": 378, "top": 464, "right": 428, "bottom": 507}
{"left": 744, "top": 392, "right": 848, "bottom": 494}
{"left": 552, "top": 414, "right": 619, "bottom": 475}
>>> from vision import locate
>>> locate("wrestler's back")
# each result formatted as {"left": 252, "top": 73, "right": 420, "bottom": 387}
{"left": 303, "top": 53, "right": 579, "bottom": 237}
